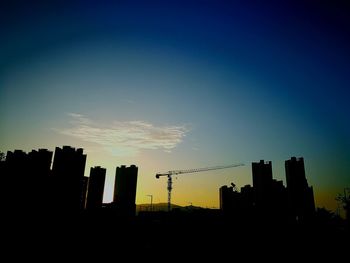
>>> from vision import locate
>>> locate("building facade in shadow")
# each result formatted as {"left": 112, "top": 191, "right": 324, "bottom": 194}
{"left": 219, "top": 184, "right": 241, "bottom": 213}
{"left": 252, "top": 160, "right": 288, "bottom": 222}
{"left": 220, "top": 159, "right": 292, "bottom": 224}
{"left": 28, "top": 149, "right": 53, "bottom": 211}
{"left": 285, "top": 157, "right": 315, "bottom": 223}
{"left": 252, "top": 160, "right": 273, "bottom": 214}
{"left": 113, "top": 165, "right": 138, "bottom": 216}
{"left": 86, "top": 166, "right": 106, "bottom": 210}
{"left": 219, "top": 183, "right": 254, "bottom": 221}
{"left": 51, "top": 146, "right": 86, "bottom": 212}
{"left": 3, "top": 149, "right": 53, "bottom": 213}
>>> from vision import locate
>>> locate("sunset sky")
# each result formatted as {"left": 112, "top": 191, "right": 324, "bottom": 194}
{"left": 1, "top": 1, "right": 349, "bottom": 212}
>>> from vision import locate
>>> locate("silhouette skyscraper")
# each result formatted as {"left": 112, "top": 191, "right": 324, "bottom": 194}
{"left": 28, "top": 149, "right": 53, "bottom": 210}
{"left": 5, "top": 150, "right": 30, "bottom": 211}
{"left": 113, "top": 165, "right": 138, "bottom": 216}
{"left": 51, "top": 146, "right": 86, "bottom": 211}
{"left": 252, "top": 160, "right": 273, "bottom": 210}
{"left": 240, "top": 184, "right": 254, "bottom": 214}
{"left": 28, "top": 149, "right": 53, "bottom": 180}
{"left": 4, "top": 149, "right": 53, "bottom": 212}
{"left": 219, "top": 184, "right": 251, "bottom": 217}
{"left": 86, "top": 166, "right": 106, "bottom": 210}
{"left": 252, "top": 160, "right": 288, "bottom": 221}
{"left": 285, "top": 157, "right": 315, "bottom": 222}
{"left": 220, "top": 185, "right": 239, "bottom": 213}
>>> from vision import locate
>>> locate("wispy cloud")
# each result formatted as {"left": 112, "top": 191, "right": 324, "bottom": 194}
{"left": 55, "top": 113, "right": 190, "bottom": 156}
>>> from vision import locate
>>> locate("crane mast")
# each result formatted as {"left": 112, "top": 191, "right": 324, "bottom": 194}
{"left": 167, "top": 175, "right": 172, "bottom": 212}
{"left": 156, "top": 163, "right": 244, "bottom": 211}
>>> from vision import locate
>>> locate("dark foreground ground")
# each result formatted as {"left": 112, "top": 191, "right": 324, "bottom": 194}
{"left": 3, "top": 210, "right": 349, "bottom": 260}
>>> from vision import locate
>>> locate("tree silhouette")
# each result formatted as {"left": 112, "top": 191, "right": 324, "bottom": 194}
{"left": 336, "top": 188, "right": 350, "bottom": 225}
{"left": 0, "top": 151, "right": 5, "bottom": 161}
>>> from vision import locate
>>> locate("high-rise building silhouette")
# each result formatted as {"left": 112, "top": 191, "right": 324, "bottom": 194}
{"left": 240, "top": 184, "right": 254, "bottom": 213}
{"left": 28, "top": 149, "right": 53, "bottom": 179}
{"left": 3, "top": 149, "right": 53, "bottom": 212}
{"left": 252, "top": 160, "right": 273, "bottom": 210}
{"left": 220, "top": 185, "right": 238, "bottom": 212}
{"left": 219, "top": 183, "right": 255, "bottom": 219}
{"left": 113, "top": 165, "right": 138, "bottom": 216}
{"left": 285, "top": 157, "right": 315, "bottom": 222}
{"left": 51, "top": 146, "right": 86, "bottom": 211}
{"left": 86, "top": 166, "right": 106, "bottom": 210}
{"left": 5, "top": 150, "right": 30, "bottom": 210}
{"left": 252, "top": 160, "right": 288, "bottom": 221}
{"left": 28, "top": 149, "right": 53, "bottom": 210}
{"left": 270, "top": 178, "right": 288, "bottom": 221}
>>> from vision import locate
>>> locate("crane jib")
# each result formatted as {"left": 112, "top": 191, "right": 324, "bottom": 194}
{"left": 155, "top": 163, "right": 244, "bottom": 211}
{"left": 156, "top": 163, "right": 244, "bottom": 177}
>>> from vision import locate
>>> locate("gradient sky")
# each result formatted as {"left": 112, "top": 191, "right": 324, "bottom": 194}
{"left": 1, "top": 0, "right": 349, "bottom": 212}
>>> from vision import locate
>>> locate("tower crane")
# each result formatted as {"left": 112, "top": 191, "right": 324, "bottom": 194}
{"left": 155, "top": 163, "right": 244, "bottom": 211}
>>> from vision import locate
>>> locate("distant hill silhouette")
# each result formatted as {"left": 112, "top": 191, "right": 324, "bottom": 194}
{"left": 136, "top": 203, "right": 205, "bottom": 212}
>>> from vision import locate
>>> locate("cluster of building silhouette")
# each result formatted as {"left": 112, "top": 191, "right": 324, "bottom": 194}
{"left": 0, "top": 145, "right": 346, "bottom": 229}
{"left": 220, "top": 158, "right": 315, "bottom": 224}
{"left": 2, "top": 147, "right": 347, "bottom": 256}
{"left": 0, "top": 146, "right": 138, "bottom": 217}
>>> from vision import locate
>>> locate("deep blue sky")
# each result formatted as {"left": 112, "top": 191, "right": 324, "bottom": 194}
{"left": 1, "top": 0, "right": 349, "bottom": 209}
